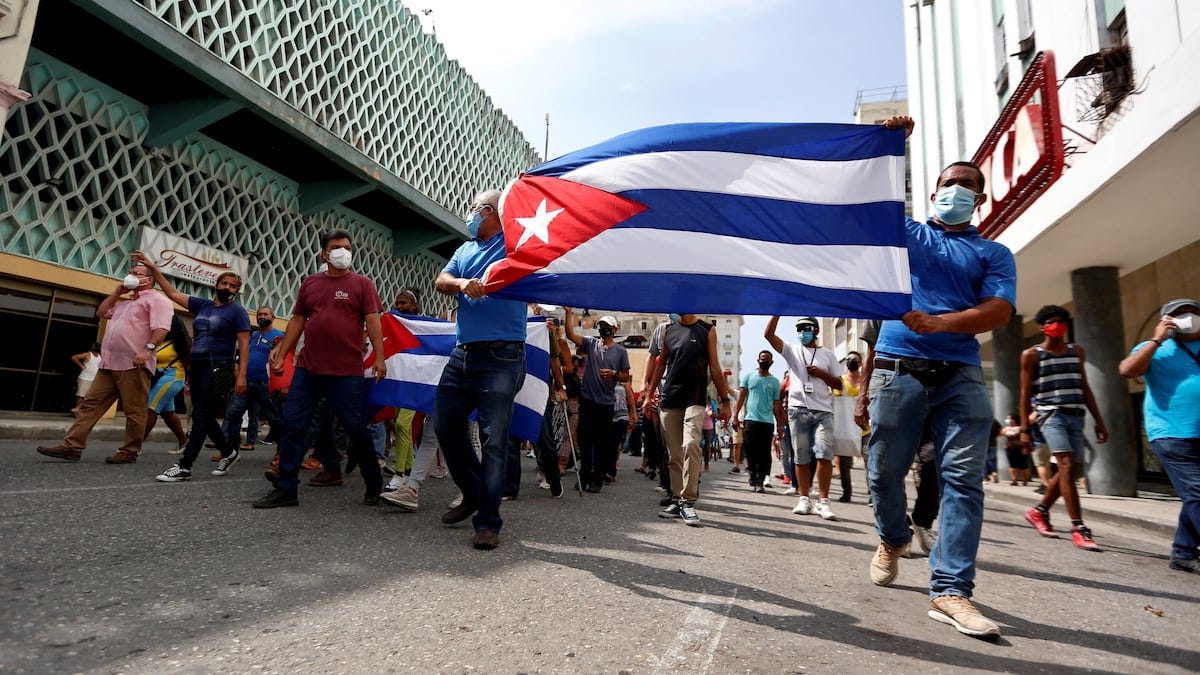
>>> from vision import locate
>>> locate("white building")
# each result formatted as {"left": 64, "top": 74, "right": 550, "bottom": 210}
{"left": 903, "top": 0, "right": 1200, "bottom": 494}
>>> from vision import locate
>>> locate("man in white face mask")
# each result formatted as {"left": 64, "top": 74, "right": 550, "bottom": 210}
{"left": 1119, "top": 298, "right": 1200, "bottom": 575}
{"left": 36, "top": 262, "right": 173, "bottom": 464}
{"left": 856, "top": 116, "right": 1017, "bottom": 639}
{"left": 252, "top": 228, "right": 387, "bottom": 509}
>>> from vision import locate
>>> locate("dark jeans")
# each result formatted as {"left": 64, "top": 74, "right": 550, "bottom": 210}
{"left": 536, "top": 397, "right": 562, "bottom": 488}
{"left": 1151, "top": 438, "right": 1200, "bottom": 561}
{"left": 222, "top": 380, "right": 279, "bottom": 445}
{"left": 180, "top": 359, "right": 235, "bottom": 470}
{"left": 274, "top": 368, "right": 381, "bottom": 494}
{"left": 434, "top": 342, "right": 525, "bottom": 533}
{"left": 911, "top": 453, "right": 941, "bottom": 529}
{"left": 306, "top": 397, "right": 343, "bottom": 473}
{"left": 742, "top": 420, "right": 774, "bottom": 487}
{"left": 610, "top": 419, "right": 629, "bottom": 476}
{"left": 505, "top": 435, "right": 523, "bottom": 498}
{"left": 577, "top": 398, "right": 615, "bottom": 488}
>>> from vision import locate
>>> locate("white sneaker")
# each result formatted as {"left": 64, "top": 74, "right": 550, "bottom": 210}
{"left": 449, "top": 493, "right": 463, "bottom": 508}
{"left": 381, "top": 485, "right": 419, "bottom": 511}
{"left": 538, "top": 478, "right": 551, "bottom": 490}
{"left": 762, "top": 476, "right": 771, "bottom": 488}
{"left": 792, "top": 496, "right": 812, "bottom": 515}
{"left": 383, "top": 474, "right": 404, "bottom": 492}
{"left": 211, "top": 449, "right": 240, "bottom": 476}
{"left": 156, "top": 464, "right": 191, "bottom": 482}
{"left": 814, "top": 499, "right": 837, "bottom": 521}
{"left": 431, "top": 464, "right": 448, "bottom": 479}
{"left": 912, "top": 522, "right": 938, "bottom": 554}
{"left": 783, "top": 487, "right": 798, "bottom": 496}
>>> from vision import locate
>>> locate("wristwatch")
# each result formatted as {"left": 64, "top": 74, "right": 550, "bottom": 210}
{"left": 145, "top": 343, "right": 157, "bottom": 351}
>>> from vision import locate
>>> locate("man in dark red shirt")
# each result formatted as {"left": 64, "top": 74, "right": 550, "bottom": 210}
{"left": 252, "top": 228, "right": 386, "bottom": 508}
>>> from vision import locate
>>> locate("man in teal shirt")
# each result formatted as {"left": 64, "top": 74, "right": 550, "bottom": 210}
{"left": 733, "top": 350, "right": 785, "bottom": 493}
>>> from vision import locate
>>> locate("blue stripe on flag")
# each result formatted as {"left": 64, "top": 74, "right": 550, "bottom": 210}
{"left": 509, "top": 404, "right": 544, "bottom": 446}
{"left": 610, "top": 191, "right": 905, "bottom": 247}
{"left": 532, "top": 122, "right": 904, "bottom": 175}
{"left": 495, "top": 272, "right": 911, "bottom": 319}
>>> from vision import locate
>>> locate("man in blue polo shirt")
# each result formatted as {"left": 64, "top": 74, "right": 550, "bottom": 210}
{"left": 857, "top": 116, "right": 1017, "bottom": 639}
{"left": 222, "top": 306, "right": 284, "bottom": 449}
{"left": 434, "top": 189, "right": 528, "bottom": 551}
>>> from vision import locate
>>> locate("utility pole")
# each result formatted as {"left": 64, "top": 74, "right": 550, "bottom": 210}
{"left": 543, "top": 112, "right": 550, "bottom": 160}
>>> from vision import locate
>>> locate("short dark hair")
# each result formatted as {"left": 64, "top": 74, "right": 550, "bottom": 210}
{"left": 846, "top": 350, "right": 861, "bottom": 359}
{"left": 940, "top": 161, "right": 987, "bottom": 192}
{"left": 1034, "top": 305, "right": 1070, "bottom": 325}
{"left": 321, "top": 228, "right": 353, "bottom": 250}
{"left": 758, "top": 350, "right": 772, "bottom": 359}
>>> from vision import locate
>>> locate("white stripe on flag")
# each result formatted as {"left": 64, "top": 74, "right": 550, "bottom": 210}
{"left": 541, "top": 228, "right": 912, "bottom": 293}
{"left": 381, "top": 353, "right": 449, "bottom": 386}
{"left": 559, "top": 151, "right": 905, "bottom": 205}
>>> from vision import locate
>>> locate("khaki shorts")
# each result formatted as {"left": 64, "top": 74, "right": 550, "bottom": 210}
{"left": 733, "top": 427, "right": 744, "bottom": 444}
{"left": 1030, "top": 444, "right": 1051, "bottom": 468}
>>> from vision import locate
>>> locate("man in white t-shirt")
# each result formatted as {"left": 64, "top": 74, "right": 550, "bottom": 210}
{"left": 766, "top": 316, "right": 843, "bottom": 520}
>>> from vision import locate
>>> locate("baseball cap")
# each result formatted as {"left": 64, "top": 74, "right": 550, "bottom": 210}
{"left": 795, "top": 317, "right": 819, "bottom": 329}
{"left": 597, "top": 315, "right": 619, "bottom": 328}
{"left": 1161, "top": 298, "right": 1200, "bottom": 316}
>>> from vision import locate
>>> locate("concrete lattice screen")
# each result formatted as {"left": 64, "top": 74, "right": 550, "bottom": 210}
{"left": 0, "top": 56, "right": 448, "bottom": 315}
{"left": 131, "top": 0, "right": 540, "bottom": 211}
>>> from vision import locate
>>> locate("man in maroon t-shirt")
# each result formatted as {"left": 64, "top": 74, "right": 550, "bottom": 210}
{"left": 252, "top": 228, "right": 386, "bottom": 508}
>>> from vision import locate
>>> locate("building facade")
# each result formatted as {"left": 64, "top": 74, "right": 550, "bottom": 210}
{"left": 0, "top": 0, "right": 539, "bottom": 412}
{"left": 904, "top": 0, "right": 1200, "bottom": 494}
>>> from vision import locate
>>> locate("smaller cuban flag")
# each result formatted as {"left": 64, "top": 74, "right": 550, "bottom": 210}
{"left": 365, "top": 313, "right": 550, "bottom": 443}
{"left": 483, "top": 122, "right": 912, "bottom": 319}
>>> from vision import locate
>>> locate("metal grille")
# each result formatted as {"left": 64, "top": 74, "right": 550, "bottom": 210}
{"left": 1, "top": 54, "right": 451, "bottom": 317}
{"left": 128, "top": 0, "right": 541, "bottom": 211}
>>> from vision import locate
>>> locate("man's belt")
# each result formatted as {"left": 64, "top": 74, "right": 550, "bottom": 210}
{"left": 874, "top": 355, "right": 957, "bottom": 374}
{"left": 462, "top": 340, "right": 523, "bottom": 350}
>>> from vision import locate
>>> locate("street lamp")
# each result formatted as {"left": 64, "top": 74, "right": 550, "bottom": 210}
{"left": 544, "top": 113, "right": 550, "bottom": 160}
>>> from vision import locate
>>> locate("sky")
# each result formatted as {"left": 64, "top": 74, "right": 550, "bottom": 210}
{"left": 407, "top": 0, "right": 908, "bottom": 376}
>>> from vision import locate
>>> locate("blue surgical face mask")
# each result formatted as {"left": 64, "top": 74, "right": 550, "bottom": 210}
{"left": 668, "top": 313, "right": 681, "bottom": 323}
{"left": 797, "top": 330, "right": 815, "bottom": 346}
{"left": 932, "top": 185, "right": 979, "bottom": 225}
{"left": 465, "top": 212, "right": 485, "bottom": 238}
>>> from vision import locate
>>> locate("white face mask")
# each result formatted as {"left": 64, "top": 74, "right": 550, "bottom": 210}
{"left": 123, "top": 274, "right": 141, "bottom": 290}
{"left": 327, "top": 247, "right": 352, "bottom": 270}
{"left": 1171, "top": 312, "right": 1198, "bottom": 334}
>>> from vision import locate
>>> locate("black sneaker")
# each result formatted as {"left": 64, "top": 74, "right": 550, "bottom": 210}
{"left": 211, "top": 449, "right": 240, "bottom": 476}
{"left": 659, "top": 494, "right": 675, "bottom": 507}
{"left": 1169, "top": 557, "right": 1200, "bottom": 574}
{"left": 659, "top": 502, "right": 682, "bottom": 518}
{"left": 680, "top": 503, "right": 701, "bottom": 526}
{"left": 364, "top": 491, "right": 381, "bottom": 506}
{"left": 252, "top": 488, "right": 298, "bottom": 508}
{"left": 728, "top": 466, "right": 741, "bottom": 474}
{"left": 549, "top": 480, "right": 564, "bottom": 499}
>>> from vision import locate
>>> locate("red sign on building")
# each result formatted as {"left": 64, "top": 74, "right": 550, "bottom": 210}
{"left": 971, "top": 51, "right": 1065, "bottom": 239}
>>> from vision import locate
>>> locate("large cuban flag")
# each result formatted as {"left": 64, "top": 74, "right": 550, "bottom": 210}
{"left": 483, "top": 122, "right": 912, "bottom": 319}
{"left": 365, "top": 312, "right": 550, "bottom": 443}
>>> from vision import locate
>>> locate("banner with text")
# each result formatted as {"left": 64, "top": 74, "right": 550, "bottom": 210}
{"left": 138, "top": 226, "right": 248, "bottom": 288}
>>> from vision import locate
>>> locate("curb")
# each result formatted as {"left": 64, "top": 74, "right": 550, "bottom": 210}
{"left": 0, "top": 423, "right": 184, "bottom": 444}
{"left": 984, "top": 484, "right": 1177, "bottom": 540}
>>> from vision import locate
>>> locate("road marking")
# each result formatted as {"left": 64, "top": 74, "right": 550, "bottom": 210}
{"left": 0, "top": 477, "right": 263, "bottom": 496}
{"left": 653, "top": 590, "right": 737, "bottom": 674}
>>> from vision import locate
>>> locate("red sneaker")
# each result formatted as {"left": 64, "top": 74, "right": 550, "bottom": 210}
{"left": 782, "top": 475, "right": 792, "bottom": 486}
{"left": 1071, "top": 525, "right": 1101, "bottom": 551}
{"left": 1025, "top": 507, "right": 1058, "bottom": 538}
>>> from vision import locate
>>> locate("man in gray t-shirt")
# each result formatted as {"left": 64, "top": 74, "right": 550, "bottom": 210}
{"left": 564, "top": 308, "right": 631, "bottom": 492}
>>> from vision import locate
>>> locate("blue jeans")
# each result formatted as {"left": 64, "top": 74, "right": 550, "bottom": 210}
{"left": 788, "top": 407, "right": 834, "bottom": 464}
{"left": 434, "top": 342, "right": 525, "bottom": 533}
{"left": 222, "top": 380, "right": 278, "bottom": 445}
{"left": 1039, "top": 410, "right": 1086, "bottom": 457}
{"left": 1150, "top": 438, "right": 1200, "bottom": 561}
{"left": 275, "top": 368, "right": 381, "bottom": 494}
{"left": 867, "top": 364, "right": 992, "bottom": 599}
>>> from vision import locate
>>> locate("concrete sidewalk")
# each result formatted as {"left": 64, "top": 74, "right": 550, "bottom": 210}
{"left": 2, "top": 411, "right": 1184, "bottom": 541}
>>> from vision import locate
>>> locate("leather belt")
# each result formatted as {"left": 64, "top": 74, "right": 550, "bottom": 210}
{"left": 874, "top": 355, "right": 958, "bottom": 374}
{"left": 462, "top": 340, "right": 523, "bottom": 350}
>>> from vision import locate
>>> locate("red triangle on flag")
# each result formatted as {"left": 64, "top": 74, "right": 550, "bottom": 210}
{"left": 364, "top": 312, "right": 422, "bottom": 369}
{"left": 484, "top": 175, "right": 647, "bottom": 292}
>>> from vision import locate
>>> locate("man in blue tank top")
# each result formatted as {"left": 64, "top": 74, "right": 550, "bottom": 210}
{"left": 1020, "top": 305, "right": 1109, "bottom": 550}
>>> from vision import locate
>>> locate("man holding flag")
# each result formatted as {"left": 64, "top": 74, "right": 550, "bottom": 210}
{"left": 433, "top": 189, "right": 529, "bottom": 551}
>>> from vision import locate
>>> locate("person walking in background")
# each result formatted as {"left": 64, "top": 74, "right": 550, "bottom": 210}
{"left": 1119, "top": 298, "right": 1200, "bottom": 574}
{"left": 732, "top": 350, "right": 783, "bottom": 494}
{"left": 1020, "top": 305, "right": 1108, "bottom": 551}
{"left": 136, "top": 251, "right": 250, "bottom": 483}
{"left": 222, "top": 306, "right": 284, "bottom": 451}
{"left": 36, "top": 262, "right": 172, "bottom": 464}
{"left": 70, "top": 343, "right": 101, "bottom": 414}
{"left": 832, "top": 350, "right": 868, "bottom": 503}
{"left": 146, "top": 314, "right": 191, "bottom": 454}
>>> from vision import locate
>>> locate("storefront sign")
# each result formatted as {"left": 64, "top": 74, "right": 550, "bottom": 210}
{"left": 138, "top": 227, "right": 248, "bottom": 287}
{"left": 971, "top": 51, "right": 1064, "bottom": 239}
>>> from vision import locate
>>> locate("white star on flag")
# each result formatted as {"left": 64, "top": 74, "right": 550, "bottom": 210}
{"left": 514, "top": 198, "right": 564, "bottom": 249}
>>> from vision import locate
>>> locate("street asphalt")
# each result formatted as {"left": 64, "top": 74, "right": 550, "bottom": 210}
{"left": 2, "top": 438, "right": 1197, "bottom": 674}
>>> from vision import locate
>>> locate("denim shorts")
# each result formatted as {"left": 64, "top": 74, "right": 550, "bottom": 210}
{"left": 788, "top": 407, "right": 834, "bottom": 464}
{"left": 1038, "top": 410, "right": 1086, "bottom": 457}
